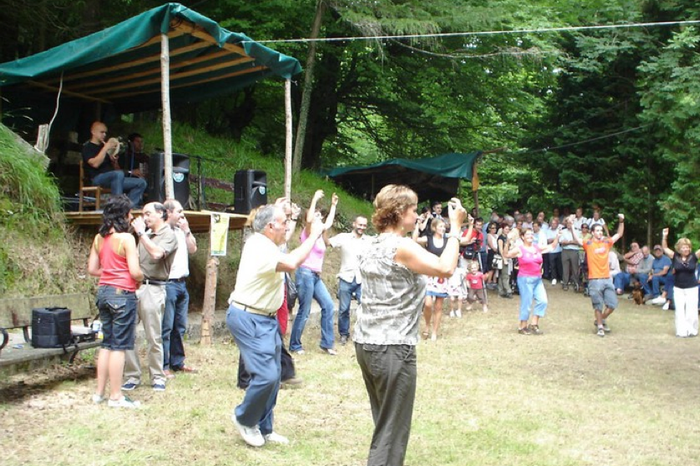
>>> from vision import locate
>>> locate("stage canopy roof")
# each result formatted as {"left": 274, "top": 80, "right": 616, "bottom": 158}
{"left": 326, "top": 152, "right": 482, "bottom": 202}
{"left": 0, "top": 2, "right": 301, "bottom": 126}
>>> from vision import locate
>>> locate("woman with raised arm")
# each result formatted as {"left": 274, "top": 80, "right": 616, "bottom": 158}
{"left": 412, "top": 214, "right": 452, "bottom": 340}
{"left": 87, "top": 195, "right": 143, "bottom": 409}
{"left": 504, "top": 227, "right": 560, "bottom": 335}
{"left": 289, "top": 189, "right": 339, "bottom": 355}
{"left": 661, "top": 228, "right": 700, "bottom": 337}
{"left": 355, "top": 185, "right": 466, "bottom": 466}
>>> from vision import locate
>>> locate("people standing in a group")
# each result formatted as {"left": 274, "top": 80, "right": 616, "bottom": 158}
{"left": 123, "top": 202, "right": 178, "bottom": 392}
{"left": 661, "top": 229, "right": 700, "bottom": 337}
{"left": 329, "top": 215, "right": 369, "bottom": 345}
{"left": 497, "top": 224, "right": 514, "bottom": 299}
{"left": 354, "top": 185, "right": 466, "bottom": 466}
{"left": 87, "top": 196, "right": 143, "bottom": 409}
{"left": 574, "top": 214, "right": 625, "bottom": 337}
{"left": 162, "top": 199, "right": 198, "bottom": 378}
{"left": 412, "top": 215, "right": 453, "bottom": 340}
{"left": 289, "top": 190, "right": 339, "bottom": 355}
{"left": 227, "top": 202, "right": 324, "bottom": 447}
{"left": 503, "top": 227, "right": 560, "bottom": 335}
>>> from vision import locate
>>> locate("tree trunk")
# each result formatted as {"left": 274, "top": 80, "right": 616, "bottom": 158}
{"left": 292, "top": 0, "right": 326, "bottom": 174}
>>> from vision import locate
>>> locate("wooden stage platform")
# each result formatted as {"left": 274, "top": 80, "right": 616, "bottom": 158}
{"left": 64, "top": 209, "right": 249, "bottom": 233}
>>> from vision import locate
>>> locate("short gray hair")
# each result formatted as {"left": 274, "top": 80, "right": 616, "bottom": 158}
{"left": 253, "top": 205, "right": 278, "bottom": 233}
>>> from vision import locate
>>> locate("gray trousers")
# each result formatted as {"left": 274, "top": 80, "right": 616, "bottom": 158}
{"left": 124, "top": 283, "right": 166, "bottom": 385}
{"left": 561, "top": 249, "right": 580, "bottom": 287}
{"left": 355, "top": 343, "right": 417, "bottom": 466}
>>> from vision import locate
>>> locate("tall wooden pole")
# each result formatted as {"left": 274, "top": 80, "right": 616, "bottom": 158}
{"left": 161, "top": 33, "right": 174, "bottom": 199}
{"left": 285, "top": 79, "right": 293, "bottom": 200}
{"left": 200, "top": 256, "right": 219, "bottom": 345}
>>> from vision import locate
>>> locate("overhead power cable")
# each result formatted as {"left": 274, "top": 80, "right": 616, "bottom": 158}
{"left": 248, "top": 20, "right": 700, "bottom": 45}
{"left": 519, "top": 124, "right": 649, "bottom": 156}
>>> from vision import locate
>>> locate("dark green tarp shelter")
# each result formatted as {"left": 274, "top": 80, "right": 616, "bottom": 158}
{"left": 0, "top": 2, "right": 301, "bottom": 130}
{"left": 327, "top": 152, "right": 482, "bottom": 202}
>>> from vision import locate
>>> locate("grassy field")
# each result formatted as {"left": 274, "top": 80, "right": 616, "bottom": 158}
{"left": 2, "top": 285, "right": 700, "bottom": 466}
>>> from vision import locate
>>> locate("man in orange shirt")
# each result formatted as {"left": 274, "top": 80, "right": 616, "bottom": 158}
{"left": 574, "top": 214, "right": 625, "bottom": 337}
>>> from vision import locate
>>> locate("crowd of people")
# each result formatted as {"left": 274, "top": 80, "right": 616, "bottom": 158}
{"left": 88, "top": 195, "right": 197, "bottom": 409}
{"left": 87, "top": 185, "right": 700, "bottom": 466}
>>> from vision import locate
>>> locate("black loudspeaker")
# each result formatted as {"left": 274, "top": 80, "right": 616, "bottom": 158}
{"left": 148, "top": 152, "right": 190, "bottom": 205}
{"left": 31, "top": 307, "right": 72, "bottom": 348}
{"left": 234, "top": 170, "right": 267, "bottom": 214}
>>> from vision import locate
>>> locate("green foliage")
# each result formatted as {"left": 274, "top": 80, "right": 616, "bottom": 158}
{"left": 639, "top": 25, "right": 700, "bottom": 240}
{"left": 0, "top": 123, "right": 87, "bottom": 297}
{"left": 0, "top": 124, "right": 62, "bottom": 229}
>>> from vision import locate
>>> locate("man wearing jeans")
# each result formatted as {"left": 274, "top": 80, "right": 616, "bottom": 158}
{"left": 82, "top": 121, "right": 147, "bottom": 208}
{"left": 162, "top": 199, "right": 198, "bottom": 378}
{"left": 227, "top": 203, "right": 323, "bottom": 447}
{"left": 329, "top": 215, "right": 369, "bottom": 345}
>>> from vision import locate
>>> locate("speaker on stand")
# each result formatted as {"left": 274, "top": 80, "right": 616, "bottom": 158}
{"left": 148, "top": 152, "right": 191, "bottom": 206}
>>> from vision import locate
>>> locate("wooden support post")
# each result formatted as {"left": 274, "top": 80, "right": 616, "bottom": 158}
{"left": 200, "top": 256, "right": 219, "bottom": 345}
{"left": 284, "top": 79, "right": 293, "bottom": 200}
{"left": 161, "top": 33, "right": 174, "bottom": 199}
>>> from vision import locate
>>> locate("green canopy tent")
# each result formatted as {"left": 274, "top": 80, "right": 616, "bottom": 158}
{"left": 326, "top": 152, "right": 482, "bottom": 203}
{"left": 0, "top": 2, "right": 301, "bottom": 198}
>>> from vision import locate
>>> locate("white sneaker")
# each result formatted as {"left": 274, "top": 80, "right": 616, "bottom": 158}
{"left": 264, "top": 432, "right": 290, "bottom": 445}
{"left": 455, "top": 309, "right": 462, "bottom": 318}
{"left": 92, "top": 393, "right": 105, "bottom": 404}
{"left": 232, "top": 413, "right": 265, "bottom": 447}
{"left": 108, "top": 395, "right": 141, "bottom": 409}
{"left": 662, "top": 302, "right": 670, "bottom": 311}
{"left": 552, "top": 279, "right": 557, "bottom": 286}
{"left": 651, "top": 296, "right": 666, "bottom": 305}
{"left": 449, "top": 310, "right": 456, "bottom": 318}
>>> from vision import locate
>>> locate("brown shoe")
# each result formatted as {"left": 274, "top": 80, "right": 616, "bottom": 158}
{"left": 528, "top": 324, "right": 543, "bottom": 335}
{"left": 164, "top": 369, "right": 175, "bottom": 380}
{"left": 173, "top": 365, "right": 198, "bottom": 374}
{"left": 518, "top": 327, "right": 531, "bottom": 335}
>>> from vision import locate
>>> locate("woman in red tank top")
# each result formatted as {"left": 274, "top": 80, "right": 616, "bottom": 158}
{"left": 87, "top": 195, "right": 143, "bottom": 408}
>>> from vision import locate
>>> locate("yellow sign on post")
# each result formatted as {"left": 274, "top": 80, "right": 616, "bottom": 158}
{"left": 210, "top": 213, "right": 230, "bottom": 256}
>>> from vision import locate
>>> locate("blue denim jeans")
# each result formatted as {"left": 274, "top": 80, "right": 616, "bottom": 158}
{"left": 226, "top": 305, "right": 281, "bottom": 435}
{"left": 163, "top": 280, "right": 189, "bottom": 370}
{"left": 92, "top": 170, "right": 147, "bottom": 208}
{"left": 338, "top": 278, "right": 361, "bottom": 337}
{"left": 651, "top": 275, "right": 668, "bottom": 298}
{"left": 96, "top": 285, "right": 137, "bottom": 351}
{"left": 290, "top": 266, "right": 335, "bottom": 351}
{"left": 516, "top": 275, "right": 548, "bottom": 321}
{"left": 614, "top": 272, "right": 651, "bottom": 295}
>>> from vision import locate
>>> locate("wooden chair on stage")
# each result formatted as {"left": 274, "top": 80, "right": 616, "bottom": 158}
{"left": 78, "top": 160, "right": 111, "bottom": 212}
